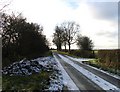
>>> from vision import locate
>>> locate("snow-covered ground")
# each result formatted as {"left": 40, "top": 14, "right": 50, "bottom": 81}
{"left": 2, "top": 54, "right": 120, "bottom": 91}
{"left": 53, "top": 53, "right": 79, "bottom": 90}
{"left": 66, "top": 55, "right": 94, "bottom": 62}
{"left": 2, "top": 56, "right": 64, "bottom": 91}
{"left": 59, "top": 54, "right": 120, "bottom": 91}
{"left": 66, "top": 55, "right": 120, "bottom": 80}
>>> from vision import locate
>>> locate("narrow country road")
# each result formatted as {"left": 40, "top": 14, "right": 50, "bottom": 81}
{"left": 54, "top": 52, "right": 105, "bottom": 92}
{"left": 64, "top": 55, "right": 120, "bottom": 88}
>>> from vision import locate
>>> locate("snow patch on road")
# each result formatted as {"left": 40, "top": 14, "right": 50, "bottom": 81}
{"left": 59, "top": 54, "right": 120, "bottom": 91}
{"left": 66, "top": 55, "right": 120, "bottom": 80}
{"left": 53, "top": 53, "right": 79, "bottom": 90}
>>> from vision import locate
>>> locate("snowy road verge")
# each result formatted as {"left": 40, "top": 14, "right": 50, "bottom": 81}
{"left": 53, "top": 53, "right": 79, "bottom": 90}
{"left": 59, "top": 54, "right": 120, "bottom": 91}
{"left": 66, "top": 55, "right": 94, "bottom": 62}
{"left": 2, "top": 56, "right": 64, "bottom": 91}
{"left": 66, "top": 55, "right": 120, "bottom": 80}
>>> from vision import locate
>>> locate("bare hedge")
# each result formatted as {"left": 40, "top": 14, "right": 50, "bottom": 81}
{"left": 97, "top": 49, "right": 120, "bottom": 70}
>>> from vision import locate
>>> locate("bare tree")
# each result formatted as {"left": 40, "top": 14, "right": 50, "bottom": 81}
{"left": 0, "top": 0, "right": 12, "bottom": 38}
{"left": 0, "top": 0, "right": 12, "bottom": 12}
{"left": 61, "top": 21, "right": 80, "bottom": 51}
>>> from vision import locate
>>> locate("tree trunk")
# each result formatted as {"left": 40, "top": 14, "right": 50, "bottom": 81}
{"left": 58, "top": 43, "right": 61, "bottom": 51}
{"left": 68, "top": 30, "right": 71, "bottom": 52}
{"left": 64, "top": 42, "right": 66, "bottom": 51}
{"left": 65, "top": 45, "right": 66, "bottom": 51}
{"left": 68, "top": 42, "right": 70, "bottom": 52}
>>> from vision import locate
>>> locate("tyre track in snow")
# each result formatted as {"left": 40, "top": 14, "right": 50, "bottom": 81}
{"left": 58, "top": 54, "right": 119, "bottom": 92}
{"left": 54, "top": 53, "right": 104, "bottom": 92}
{"left": 64, "top": 55, "right": 120, "bottom": 88}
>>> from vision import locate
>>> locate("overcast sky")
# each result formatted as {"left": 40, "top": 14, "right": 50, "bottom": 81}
{"left": 4, "top": 0, "right": 119, "bottom": 49}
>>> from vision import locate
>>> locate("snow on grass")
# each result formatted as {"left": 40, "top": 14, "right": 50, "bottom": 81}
{"left": 59, "top": 54, "right": 120, "bottom": 91}
{"left": 83, "top": 62, "right": 120, "bottom": 80}
{"left": 2, "top": 56, "right": 64, "bottom": 91}
{"left": 66, "top": 55, "right": 94, "bottom": 62}
{"left": 66, "top": 55, "right": 120, "bottom": 80}
{"left": 30, "top": 57, "right": 65, "bottom": 91}
{"left": 53, "top": 53, "right": 79, "bottom": 90}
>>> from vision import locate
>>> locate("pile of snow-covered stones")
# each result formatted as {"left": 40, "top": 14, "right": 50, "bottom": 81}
{"left": 2, "top": 56, "right": 64, "bottom": 90}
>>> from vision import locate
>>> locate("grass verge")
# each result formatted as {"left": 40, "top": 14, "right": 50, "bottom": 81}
{"left": 2, "top": 70, "right": 52, "bottom": 91}
{"left": 83, "top": 59, "right": 120, "bottom": 76}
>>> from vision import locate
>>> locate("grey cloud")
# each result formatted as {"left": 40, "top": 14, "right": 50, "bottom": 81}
{"left": 96, "top": 31, "right": 118, "bottom": 38}
{"left": 87, "top": 0, "right": 119, "bottom": 2}
{"left": 88, "top": 2, "right": 118, "bottom": 22}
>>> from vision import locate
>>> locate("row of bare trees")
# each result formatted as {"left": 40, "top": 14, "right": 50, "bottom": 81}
{"left": 52, "top": 21, "right": 94, "bottom": 51}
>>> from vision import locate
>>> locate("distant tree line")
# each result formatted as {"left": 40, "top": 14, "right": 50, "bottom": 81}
{"left": 1, "top": 13, "right": 49, "bottom": 66}
{"left": 52, "top": 21, "right": 94, "bottom": 52}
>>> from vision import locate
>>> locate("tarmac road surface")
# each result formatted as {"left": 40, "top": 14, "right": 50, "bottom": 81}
{"left": 64, "top": 55, "right": 120, "bottom": 88}
{"left": 54, "top": 53, "right": 105, "bottom": 92}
